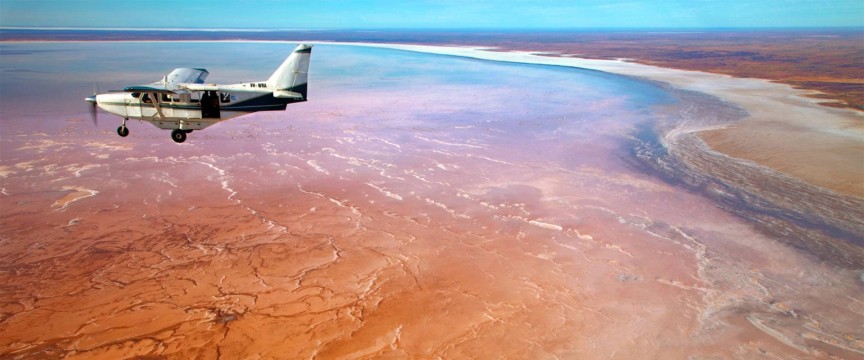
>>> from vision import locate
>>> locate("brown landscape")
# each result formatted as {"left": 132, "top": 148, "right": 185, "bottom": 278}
{"left": 1, "top": 32, "right": 863, "bottom": 359}
{"left": 394, "top": 30, "right": 864, "bottom": 112}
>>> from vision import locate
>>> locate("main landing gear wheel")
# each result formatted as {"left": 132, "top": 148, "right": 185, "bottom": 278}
{"left": 171, "top": 129, "right": 187, "bottom": 143}
{"left": 117, "top": 126, "right": 129, "bottom": 137}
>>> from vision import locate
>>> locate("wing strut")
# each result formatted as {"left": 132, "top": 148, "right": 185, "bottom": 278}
{"left": 147, "top": 92, "right": 167, "bottom": 120}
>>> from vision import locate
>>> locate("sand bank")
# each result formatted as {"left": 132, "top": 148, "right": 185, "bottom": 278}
{"left": 321, "top": 42, "right": 864, "bottom": 198}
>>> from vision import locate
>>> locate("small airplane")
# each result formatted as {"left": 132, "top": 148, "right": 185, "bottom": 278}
{"left": 85, "top": 43, "right": 312, "bottom": 143}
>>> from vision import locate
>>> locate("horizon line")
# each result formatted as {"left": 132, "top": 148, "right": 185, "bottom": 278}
{"left": 2, "top": 26, "right": 863, "bottom": 32}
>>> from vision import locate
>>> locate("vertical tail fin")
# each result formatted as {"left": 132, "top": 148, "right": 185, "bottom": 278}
{"left": 267, "top": 44, "right": 312, "bottom": 100}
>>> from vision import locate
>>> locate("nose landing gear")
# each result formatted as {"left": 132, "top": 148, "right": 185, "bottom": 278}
{"left": 117, "top": 118, "right": 129, "bottom": 137}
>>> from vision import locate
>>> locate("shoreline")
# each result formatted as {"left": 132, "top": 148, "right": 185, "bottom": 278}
{"left": 3, "top": 28, "right": 861, "bottom": 111}
{"left": 3, "top": 39, "right": 861, "bottom": 197}
{"left": 314, "top": 41, "right": 864, "bottom": 199}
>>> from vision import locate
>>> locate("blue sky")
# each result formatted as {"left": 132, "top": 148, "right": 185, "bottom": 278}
{"left": 0, "top": 0, "right": 862, "bottom": 29}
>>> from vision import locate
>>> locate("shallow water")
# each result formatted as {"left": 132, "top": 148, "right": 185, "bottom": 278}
{"left": 0, "top": 41, "right": 861, "bottom": 359}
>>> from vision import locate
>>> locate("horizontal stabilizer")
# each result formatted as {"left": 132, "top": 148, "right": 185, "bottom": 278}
{"left": 273, "top": 90, "right": 304, "bottom": 99}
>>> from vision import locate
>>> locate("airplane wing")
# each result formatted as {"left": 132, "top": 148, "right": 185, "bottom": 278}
{"left": 122, "top": 85, "right": 177, "bottom": 93}
{"left": 123, "top": 68, "right": 209, "bottom": 93}
{"left": 161, "top": 68, "right": 209, "bottom": 87}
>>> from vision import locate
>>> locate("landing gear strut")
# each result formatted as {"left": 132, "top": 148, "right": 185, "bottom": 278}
{"left": 171, "top": 129, "right": 187, "bottom": 143}
{"left": 117, "top": 118, "right": 129, "bottom": 137}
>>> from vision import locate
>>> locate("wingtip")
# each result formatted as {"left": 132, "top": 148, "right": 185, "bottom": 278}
{"left": 295, "top": 43, "right": 313, "bottom": 53}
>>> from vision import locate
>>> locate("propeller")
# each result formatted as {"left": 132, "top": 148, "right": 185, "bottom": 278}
{"left": 85, "top": 91, "right": 98, "bottom": 127}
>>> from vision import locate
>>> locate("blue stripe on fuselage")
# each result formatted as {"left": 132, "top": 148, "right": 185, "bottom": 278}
{"left": 100, "top": 93, "right": 304, "bottom": 112}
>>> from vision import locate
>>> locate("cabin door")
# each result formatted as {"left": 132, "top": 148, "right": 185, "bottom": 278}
{"left": 125, "top": 93, "right": 142, "bottom": 118}
{"left": 201, "top": 91, "right": 221, "bottom": 119}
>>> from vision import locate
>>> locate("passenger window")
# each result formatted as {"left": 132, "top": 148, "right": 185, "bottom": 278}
{"left": 220, "top": 92, "right": 231, "bottom": 103}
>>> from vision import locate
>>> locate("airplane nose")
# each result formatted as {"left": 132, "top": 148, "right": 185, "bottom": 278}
{"left": 86, "top": 95, "right": 99, "bottom": 127}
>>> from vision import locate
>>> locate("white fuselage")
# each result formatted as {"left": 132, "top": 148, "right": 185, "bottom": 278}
{"left": 95, "top": 83, "right": 286, "bottom": 130}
